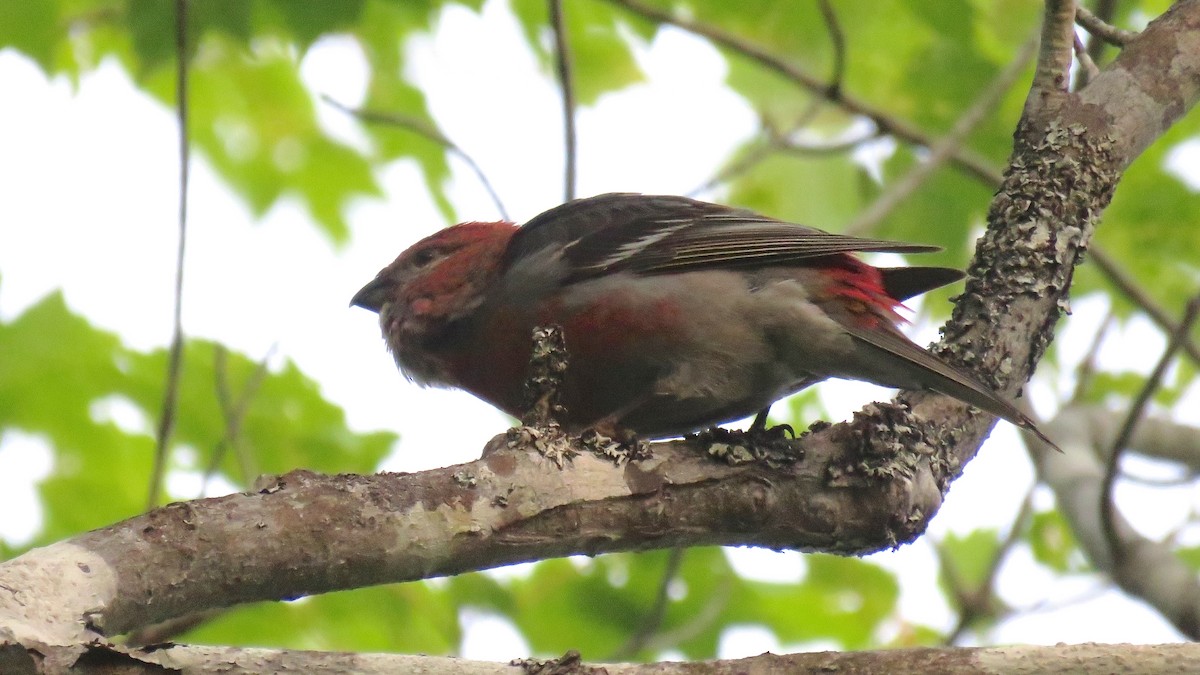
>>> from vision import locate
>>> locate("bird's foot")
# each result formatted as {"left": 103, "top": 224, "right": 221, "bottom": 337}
{"left": 691, "top": 423, "right": 802, "bottom": 467}
{"left": 498, "top": 422, "right": 578, "bottom": 469}
{"left": 578, "top": 425, "right": 651, "bottom": 465}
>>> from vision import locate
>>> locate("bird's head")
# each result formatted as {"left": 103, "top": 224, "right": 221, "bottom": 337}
{"left": 351, "top": 221, "right": 518, "bottom": 376}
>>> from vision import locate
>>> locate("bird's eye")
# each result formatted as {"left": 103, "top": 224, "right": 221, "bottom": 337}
{"left": 411, "top": 248, "right": 438, "bottom": 268}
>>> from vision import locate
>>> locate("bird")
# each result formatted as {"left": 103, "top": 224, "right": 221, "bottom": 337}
{"left": 351, "top": 192, "right": 1055, "bottom": 449}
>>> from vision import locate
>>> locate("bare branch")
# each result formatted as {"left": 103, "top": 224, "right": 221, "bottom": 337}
{"left": 1073, "top": 33, "right": 1102, "bottom": 85}
{"left": 1074, "top": 2, "right": 1200, "bottom": 164}
{"left": 687, "top": 3, "right": 850, "bottom": 197}
{"left": 5, "top": 637, "right": 1200, "bottom": 674}
{"left": 0, "top": 436, "right": 948, "bottom": 638}
{"left": 149, "top": 0, "right": 191, "bottom": 510}
{"left": 815, "top": 0, "right": 845, "bottom": 99}
{"left": 940, "top": 488, "right": 1035, "bottom": 645}
{"left": 548, "top": 0, "right": 577, "bottom": 201}
{"left": 202, "top": 345, "right": 274, "bottom": 494}
{"left": 1100, "top": 296, "right": 1200, "bottom": 563}
{"left": 917, "top": 0, "right": 1200, "bottom": 465}
{"left": 774, "top": 129, "right": 878, "bottom": 156}
{"left": 1035, "top": 404, "right": 1200, "bottom": 638}
{"left": 609, "top": 547, "right": 685, "bottom": 660}
{"left": 1071, "top": 308, "right": 1115, "bottom": 403}
{"left": 604, "top": 0, "right": 1002, "bottom": 186}
{"left": 1077, "top": 4, "right": 1138, "bottom": 46}
{"left": 1074, "top": 0, "right": 1119, "bottom": 89}
{"left": 321, "top": 95, "right": 510, "bottom": 221}
{"left": 1027, "top": 0, "right": 1077, "bottom": 111}
{"left": 687, "top": 136, "right": 775, "bottom": 197}
{"left": 1089, "top": 247, "right": 1200, "bottom": 366}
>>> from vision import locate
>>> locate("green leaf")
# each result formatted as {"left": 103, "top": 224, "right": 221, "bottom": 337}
{"left": 726, "top": 151, "right": 868, "bottom": 229}
{"left": 1028, "top": 510, "right": 1086, "bottom": 574}
{"left": 353, "top": 1, "right": 455, "bottom": 221}
{"left": 939, "top": 529, "right": 1001, "bottom": 592}
{"left": 0, "top": 291, "right": 394, "bottom": 548}
{"left": 510, "top": 0, "right": 645, "bottom": 106}
{"left": 742, "top": 553, "right": 898, "bottom": 650}
{"left": 1076, "top": 107, "right": 1200, "bottom": 320}
{"left": 1176, "top": 546, "right": 1200, "bottom": 571}
{"left": 0, "top": 0, "right": 61, "bottom": 73}
{"left": 0, "top": 293, "right": 150, "bottom": 542}
{"left": 873, "top": 146, "right": 990, "bottom": 266}
{"left": 444, "top": 548, "right": 897, "bottom": 660}
{"left": 140, "top": 33, "right": 382, "bottom": 243}
{"left": 185, "top": 583, "right": 460, "bottom": 652}
{"left": 257, "top": 0, "right": 367, "bottom": 50}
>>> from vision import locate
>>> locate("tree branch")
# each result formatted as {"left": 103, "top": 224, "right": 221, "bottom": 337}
{"left": 1077, "top": 4, "right": 1138, "bottom": 46}
{"left": 0, "top": 435, "right": 947, "bottom": 640}
{"left": 912, "top": 0, "right": 1200, "bottom": 469}
{"left": 2, "top": 635, "right": 1198, "bottom": 674}
{"left": 609, "top": 547, "right": 684, "bottom": 660}
{"left": 1088, "top": 247, "right": 1200, "bottom": 365}
{"left": 149, "top": 0, "right": 191, "bottom": 510}
{"left": 321, "top": 95, "right": 510, "bottom": 221}
{"left": 1028, "top": 0, "right": 1078, "bottom": 107}
{"left": 603, "top": 0, "right": 1002, "bottom": 186}
{"left": 548, "top": 0, "right": 577, "bottom": 201}
{"left": 1099, "top": 296, "right": 1200, "bottom": 563}
{"left": 1035, "top": 404, "right": 1200, "bottom": 638}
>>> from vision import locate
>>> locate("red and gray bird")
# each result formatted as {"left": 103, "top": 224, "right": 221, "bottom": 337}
{"left": 351, "top": 193, "right": 1052, "bottom": 447}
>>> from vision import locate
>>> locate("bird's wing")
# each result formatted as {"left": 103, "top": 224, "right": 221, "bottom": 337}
{"left": 504, "top": 193, "right": 940, "bottom": 284}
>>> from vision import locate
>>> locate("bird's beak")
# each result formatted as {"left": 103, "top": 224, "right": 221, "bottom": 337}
{"left": 350, "top": 276, "right": 391, "bottom": 313}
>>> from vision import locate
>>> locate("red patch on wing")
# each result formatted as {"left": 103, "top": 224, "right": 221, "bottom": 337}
{"left": 556, "top": 295, "right": 685, "bottom": 353}
{"left": 822, "top": 255, "right": 908, "bottom": 328}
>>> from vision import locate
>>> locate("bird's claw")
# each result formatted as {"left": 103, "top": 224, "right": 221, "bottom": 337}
{"left": 503, "top": 423, "right": 577, "bottom": 469}
{"left": 579, "top": 427, "right": 651, "bottom": 465}
{"left": 691, "top": 424, "right": 803, "bottom": 467}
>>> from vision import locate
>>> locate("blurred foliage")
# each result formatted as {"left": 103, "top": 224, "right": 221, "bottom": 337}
{"left": 444, "top": 549, "right": 898, "bottom": 659}
{"left": 3, "top": 0, "right": 1200, "bottom": 661}
{"left": 0, "top": 292, "right": 394, "bottom": 547}
{"left": 1028, "top": 510, "right": 1089, "bottom": 575}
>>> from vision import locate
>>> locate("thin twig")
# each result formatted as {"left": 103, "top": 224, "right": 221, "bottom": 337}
{"left": 1015, "top": 582, "right": 1111, "bottom": 618}
{"left": 1073, "top": 33, "right": 1101, "bottom": 84}
{"left": 941, "top": 487, "right": 1035, "bottom": 645}
{"left": 815, "top": 0, "right": 845, "bottom": 99}
{"left": 1099, "top": 295, "right": 1200, "bottom": 565}
{"left": 1071, "top": 308, "right": 1115, "bottom": 403}
{"left": 201, "top": 345, "right": 273, "bottom": 495}
{"left": 548, "top": 0, "right": 577, "bottom": 202}
{"left": 609, "top": 548, "right": 685, "bottom": 660}
{"left": 604, "top": 0, "right": 1001, "bottom": 187}
{"left": 633, "top": 575, "right": 733, "bottom": 652}
{"left": 774, "top": 130, "right": 878, "bottom": 156}
{"left": 686, "top": 2, "right": 849, "bottom": 197}
{"left": 687, "top": 137, "right": 775, "bottom": 197}
{"left": 321, "top": 95, "right": 510, "bottom": 221}
{"left": 1029, "top": 0, "right": 1077, "bottom": 104}
{"left": 1089, "top": 247, "right": 1200, "bottom": 365}
{"left": 1119, "top": 470, "right": 1198, "bottom": 488}
{"left": 844, "top": 34, "right": 1038, "bottom": 236}
{"left": 1076, "top": 4, "right": 1137, "bottom": 46}
{"left": 1074, "top": 0, "right": 1118, "bottom": 90}
{"left": 148, "top": 0, "right": 191, "bottom": 510}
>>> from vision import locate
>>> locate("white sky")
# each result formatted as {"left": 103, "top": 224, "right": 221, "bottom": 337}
{"left": 0, "top": 0, "right": 1191, "bottom": 656}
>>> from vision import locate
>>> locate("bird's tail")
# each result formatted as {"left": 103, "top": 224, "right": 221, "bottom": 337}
{"left": 844, "top": 322, "right": 1060, "bottom": 451}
